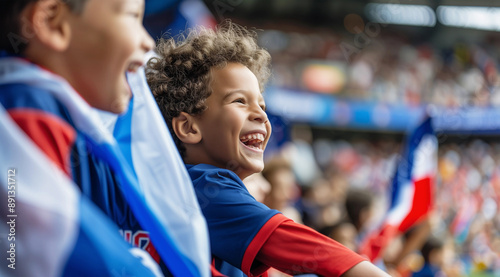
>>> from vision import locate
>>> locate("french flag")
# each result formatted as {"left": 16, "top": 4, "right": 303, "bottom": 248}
{"left": 0, "top": 103, "right": 162, "bottom": 277}
{"left": 99, "top": 66, "right": 211, "bottom": 277}
{"left": 359, "top": 117, "right": 437, "bottom": 262}
{"left": 0, "top": 57, "right": 210, "bottom": 277}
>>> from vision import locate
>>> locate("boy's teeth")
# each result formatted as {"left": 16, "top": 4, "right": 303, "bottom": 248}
{"left": 127, "top": 63, "right": 142, "bottom": 72}
{"left": 240, "top": 133, "right": 264, "bottom": 142}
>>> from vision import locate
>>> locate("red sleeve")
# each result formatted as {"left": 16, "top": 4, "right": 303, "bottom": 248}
{"left": 242, "top": 213, "right": 288, "bottom": 277}
{"left": 256, "top": 219, "right": 367, "bottom": 277}
{"left": 8, "top": 109, "right": 76, "bottom": 176}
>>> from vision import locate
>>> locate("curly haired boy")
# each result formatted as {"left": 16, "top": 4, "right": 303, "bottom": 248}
{"left": 148, "top": 21, "right": 390, "bottom": 277}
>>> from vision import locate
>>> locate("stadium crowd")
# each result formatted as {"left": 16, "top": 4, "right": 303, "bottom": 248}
{"left": 258, "top": 27, "right": 500, "bottom": 108}
{"left": 258, "top": 134, "right": 500, "bottom": 277}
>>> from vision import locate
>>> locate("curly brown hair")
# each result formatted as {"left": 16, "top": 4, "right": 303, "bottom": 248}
{"left": 147, "top": 21, "right": 272, "bottom": 158}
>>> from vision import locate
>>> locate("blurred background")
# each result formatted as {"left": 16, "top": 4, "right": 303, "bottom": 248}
{"left": 143, "top": 1, "right": 500, "bottom": 276}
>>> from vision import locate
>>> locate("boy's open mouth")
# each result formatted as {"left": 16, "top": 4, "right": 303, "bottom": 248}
{"left": 127, "top": 62, "right": 143, "bottom": 73}
{"left": 240, "top": 133, "right": 265, "bottom": 151}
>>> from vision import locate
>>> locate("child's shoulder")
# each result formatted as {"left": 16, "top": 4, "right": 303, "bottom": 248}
{"left": 0, "top": 81, "right": 80, "bottom": 175}
{"left": 0, "top": 56, "right": 74, "bottom": 122}
{"left": 0, "top": 82, "right": 69, "bottom": 119}
{"left": 186, "top": 163, "right": 244, "bottom": 189}
{"left": 186, "top": 163, "right": 271, "bottom": 213}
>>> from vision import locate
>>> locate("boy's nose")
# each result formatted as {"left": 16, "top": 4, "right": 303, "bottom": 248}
{"left": 251, "top": 106, "right": 268, "bottom": 123}
{"left": 141, "top": 28, "right": 155, "bottom": 53}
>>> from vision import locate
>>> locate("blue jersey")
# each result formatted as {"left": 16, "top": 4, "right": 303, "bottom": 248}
{"left": 187, "top": 164, "right": 283, "bottom": 276}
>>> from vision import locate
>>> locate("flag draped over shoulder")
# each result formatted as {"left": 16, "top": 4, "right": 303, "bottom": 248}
{"left": 0, "top": 104, "right": 163, "bottom": 277}
{"left": 0, "top": 57, "right": 210, "bottom": 277}
{"left": 359, "top": 117, "right": 437, "bottom": 262}
{"left": 98, "top": 66, "right": 210, "bottom": 277}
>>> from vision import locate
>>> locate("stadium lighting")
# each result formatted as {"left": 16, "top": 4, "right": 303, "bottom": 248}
{"left": 437, "top": 6, "right": 500, "bottom": 31}
{"left": 365, "top": 3, "right": 436, "bottom": 27}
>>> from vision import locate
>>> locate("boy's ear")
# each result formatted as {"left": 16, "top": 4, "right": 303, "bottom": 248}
{"left": 172, "top": 112, "right": 202, "bottom": 145}
{"left": 27, "top": 0, "right": 72, "bottom": 51}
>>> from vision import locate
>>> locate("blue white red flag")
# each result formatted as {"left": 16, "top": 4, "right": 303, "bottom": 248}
{"left": 0, "top": 56, "right": 209, "bottom": 277}
{"left": 0, "top": 103, "right": 163, "bottom": 277}
{"left": 359, "top": 117, "right": 437, "bottom": 261}
{"left": 98, "top": 66, "right": 210, "bottom": 277}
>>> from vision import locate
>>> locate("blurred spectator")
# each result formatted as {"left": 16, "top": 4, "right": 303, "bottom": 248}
{"left": 243, "top": 172, "right": 271, "bottom": 203}
{"left": 262, "top": 156, "right": 303, "bottom": 223}
{"left": 412, "top": 235, "right": 446, "bottom": 277}
{"left": 319, "top": 220, "right": 358, "bottom": 252}
{"left": 345, "top": 188, "right": 375, "bottom": 235}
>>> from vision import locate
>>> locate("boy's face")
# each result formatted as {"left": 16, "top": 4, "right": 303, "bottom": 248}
{"left": 194, "top": 63, "right": 272, "bottom": 179}
{"left": 65, "top": 0, "right": 154, "bottom": 113}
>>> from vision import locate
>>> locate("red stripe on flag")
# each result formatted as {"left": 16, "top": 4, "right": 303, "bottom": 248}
{"left": 398, "top": 176, "right": 433, "bottom": 232}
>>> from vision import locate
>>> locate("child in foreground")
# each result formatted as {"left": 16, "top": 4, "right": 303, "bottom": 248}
{"left": 148, "top": 21, "right": 391, "bottom": 277}
{"left": 0, "top": 0, "right": 210, "bottom": 276}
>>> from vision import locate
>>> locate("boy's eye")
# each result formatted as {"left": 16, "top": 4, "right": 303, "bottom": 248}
{"left": 260, "top": 105, "right": 266, "bottom": 112}
{"left": 128, "top": 12, "right": 141, "bottom": 18}
{"left": 121, "top": 1, "right": 144, "bottom": 18}
{"left": 233, "top": 98, "right": 245, "bottom": 104}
